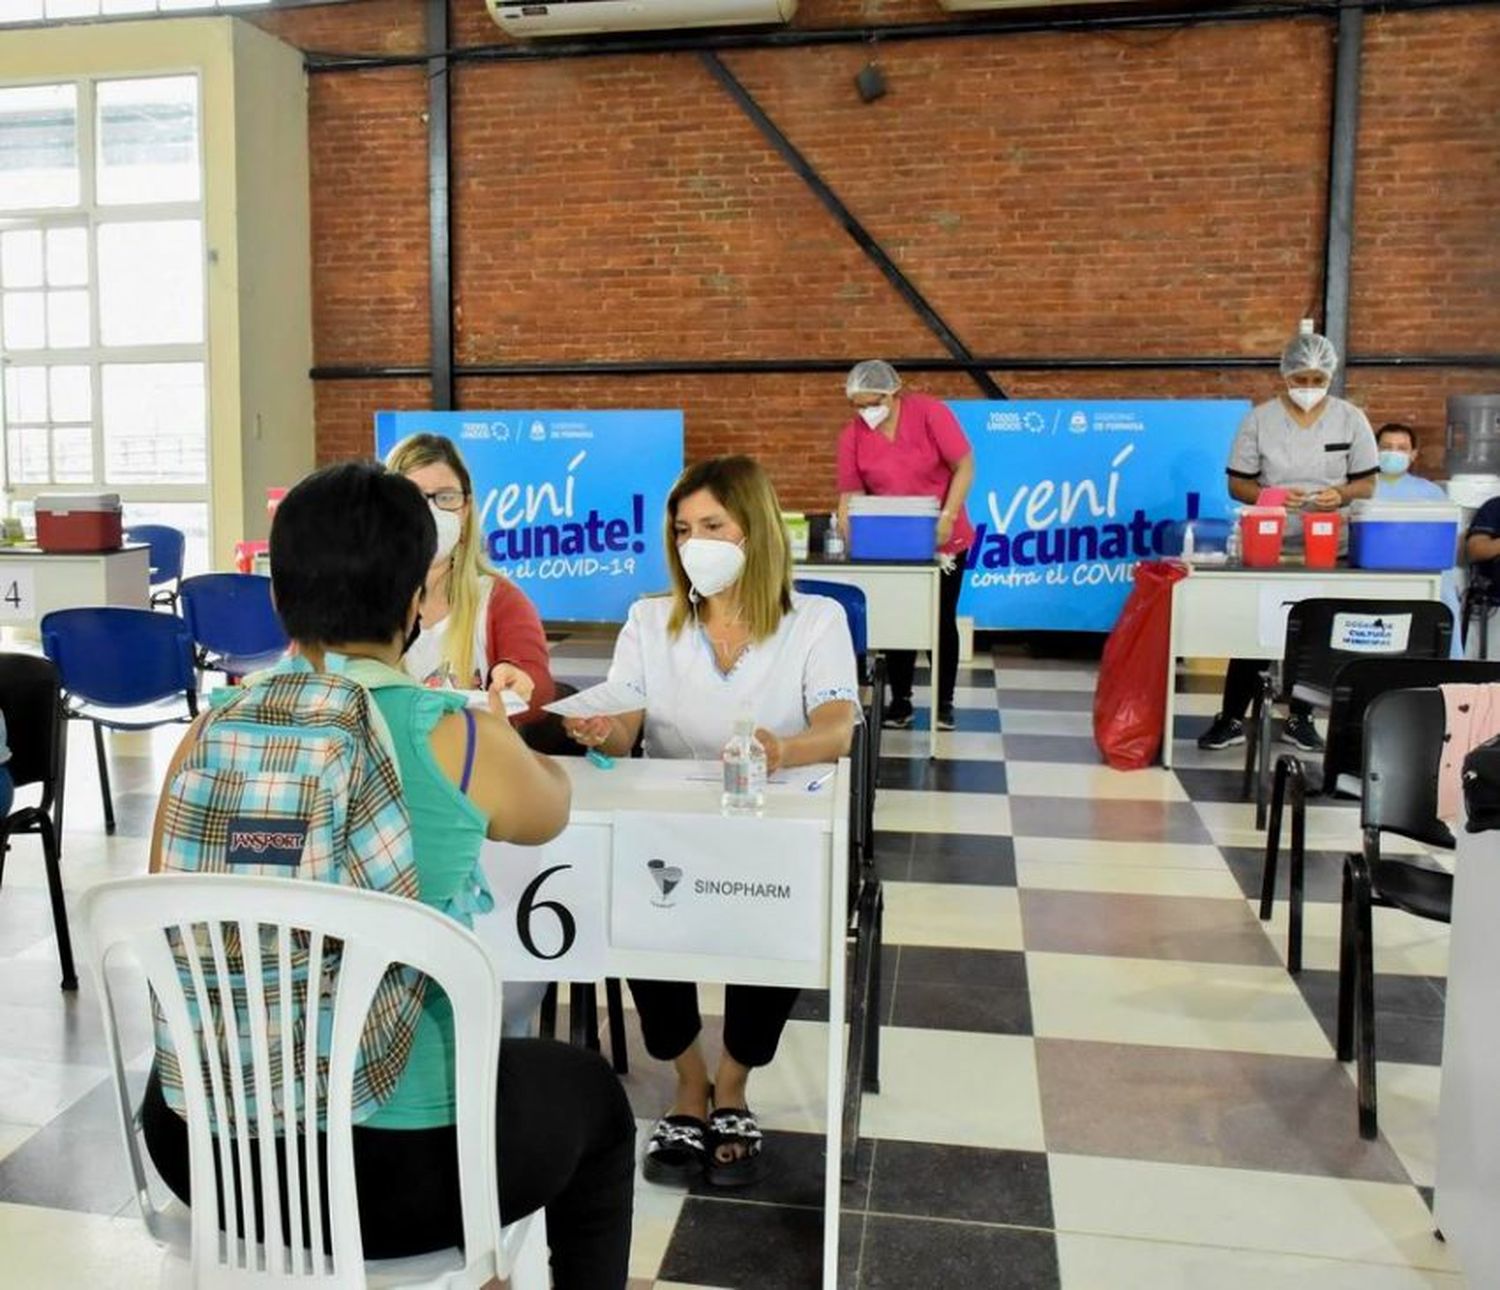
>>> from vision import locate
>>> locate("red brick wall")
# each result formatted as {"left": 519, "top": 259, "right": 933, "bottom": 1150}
{"left": 265, "top": 0, "right": 1500, "bottom": 506}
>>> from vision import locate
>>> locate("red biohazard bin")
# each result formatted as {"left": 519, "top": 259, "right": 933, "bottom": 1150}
{"left": 1239, "top": 506, "right": 1287, "bottom": 568}
{"left": 1303, "top": 512, "right": 1341, "bottom": 569}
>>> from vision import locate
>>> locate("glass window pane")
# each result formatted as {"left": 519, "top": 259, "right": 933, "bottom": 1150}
{"left": 0, "top": 0, "right": 46, "bottom": 21}
{"left": 8, "top": 427, "right": 49, "bottom": 484}
{"left": 45, "top": 227, "right": 87, "bottom": 286}
{"left": 123, "top": 500, "right": 208, "bottom": 575}
{"left": 96, "top": 76, "right": 199, "bottom": 205}
{"left": 0, "top": 84, "right": 79, "bottom": 211}
{"left": 52, "top": 424, "right": 92, "bottom": 482}
{"left": 45, "top": 0, "right": 99, "bottom": 15}
{"left": 46, "top": 289, "right": 89, "bottom": 347}
{"left": 48, "top": 365, "right": 90, "bottom": 422}
{"left": 100, "top": 0, "right": 156, "bottom": 10}
{"left": 1, "top": 291, "right": 45, "bottom": 349}
{"left": 0, "top": 229, "right": 42, "bottom": 288}
{"left": 97, "top": 220, "right": 202, "bottom": 345}
{"left": 4, "top": 365, "right": 48, "bottom": 421}
{"left": 102, "top": 362, "right": 205, "bottom": 484}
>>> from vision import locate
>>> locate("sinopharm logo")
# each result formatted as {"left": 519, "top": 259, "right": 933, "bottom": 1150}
{"left": 647, "top": 858, "right": 683, "bottom": 908}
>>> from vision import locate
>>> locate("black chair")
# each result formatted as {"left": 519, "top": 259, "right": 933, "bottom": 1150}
{"left": 1460, "top": 570, "right": 1500, "bottom": 659}
{"left": 1245, "top": 598, "right": 1454, "bottom": 828}
{"left": 1339, "top": 686, "right": 1462, "bottom": 1139}
{"left": 0, "top": 654, "right": 77, "bottom": 990}
{"left": 1260, "top": 657, "right": 1500, "bottom": 972}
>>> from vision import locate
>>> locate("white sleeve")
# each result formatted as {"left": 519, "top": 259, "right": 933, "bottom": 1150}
{"left": 606, "top": 600, "right": 650, "bottom": 701}
{"left": 802, "top": 600, "right": 861, "bottom": 717}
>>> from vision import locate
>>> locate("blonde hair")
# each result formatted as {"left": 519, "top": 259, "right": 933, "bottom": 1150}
{"left": 384, "top": 433, "right": 494, "bottom": 684}
{"left": 665, "top": 455, "right": 793, "bottom": 640}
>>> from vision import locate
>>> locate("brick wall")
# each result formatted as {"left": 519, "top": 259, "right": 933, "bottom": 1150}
{"left": 261, "top": 0, "right": 1500, "bottom": 507}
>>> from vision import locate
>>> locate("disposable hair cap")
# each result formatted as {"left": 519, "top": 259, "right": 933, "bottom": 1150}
{"left": 846, "top": 360, "right": 902, "bottom": 398}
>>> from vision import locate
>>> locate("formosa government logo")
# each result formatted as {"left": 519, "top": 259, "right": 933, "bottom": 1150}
{"left": 647, "top": 858, "right": 683, "bottom": 908}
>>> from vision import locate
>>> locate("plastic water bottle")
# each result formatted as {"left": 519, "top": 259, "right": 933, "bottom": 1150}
{"left": 721, "top": 717, "right": 767, "bottom": 817}
{"left": 1226, "top": 519, "right": 1242, "bottom": 566}
{"left": 1180, "top": 522, "right": 1196, "bottom": 563}
{"left": 824, "top": 514, "right": 845, "bottom": 562}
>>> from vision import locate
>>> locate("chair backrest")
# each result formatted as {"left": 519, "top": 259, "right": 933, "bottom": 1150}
{"left": 1284, "top": 597, "right": 1453, "bottom": 700}
{"left": 1361, "top": 687, "right": 1455, "bottom": 851}
{"left": 125, "top": 525, "right": 186, "bottom": 588}
{"left": 180, "top": 574, "right": 289, "bottom": 660}
{"left": 82, "top": 874, "right": 503, "bottom": 1287}
{"left": 41, "top": 607, "right": 197, "bottom": 707}
{"left": 1323, "top": 657, "right": 1500, "bottom": 792}
{"left": 794, "top": 579, "right": 868, "bottom": 662}
{"left": 0, "top": 652, "right": 62, "bottom": 797}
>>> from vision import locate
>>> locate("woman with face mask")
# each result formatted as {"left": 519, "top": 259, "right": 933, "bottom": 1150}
{"left": 564, "top": 455, "right": 859, "bottom": 1189}
{"left": 385, "top": 434, "right": 556, "bottom": 719}
{"left": 837, "top": 360, "right": 977, "bottom": 732}
{"left": 1197, "top": 321, "right": 1380, "bottom": 754}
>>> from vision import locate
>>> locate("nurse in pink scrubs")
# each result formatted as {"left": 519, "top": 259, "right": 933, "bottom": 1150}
{"left": 837, "top": 360, "right": 976, "bottom": 732}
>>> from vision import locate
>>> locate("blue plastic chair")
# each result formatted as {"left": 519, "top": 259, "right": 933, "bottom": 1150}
{"left": 179, "top": 573, "right": 289, "bottom": 681}
{"left": 124, "top": 524, "right": 186, "bottom": 611}
{"left": 40, "top": 608, "right": 198, "bottom": 835}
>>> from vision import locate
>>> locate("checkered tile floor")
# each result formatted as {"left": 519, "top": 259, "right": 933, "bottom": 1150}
{"left": 0, "top": 646, "right": 1462, "bottom": 1288}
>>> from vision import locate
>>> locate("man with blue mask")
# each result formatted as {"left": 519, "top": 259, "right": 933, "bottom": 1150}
{"left": 1373, "top": 423, "right": 1446, "bottom": 501}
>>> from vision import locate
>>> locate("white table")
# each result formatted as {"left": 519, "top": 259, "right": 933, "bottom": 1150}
{"left": 0, "top": 544, "right": 150, "bottom": 634}
{"left": 478, "top": 756, "right": 852, "bottom": 1288}
{"left": 797, "top": 559, "right": 942, "bottom": 757}
{"left": 1436, "top": 823, "right": 1500, "bottom": 1281}
{"left": 1162, "top": 565, "right": 1445, "bottom": 768}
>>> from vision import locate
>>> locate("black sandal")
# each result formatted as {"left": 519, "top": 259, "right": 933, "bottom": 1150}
{"left": 705, "top": 1106, "right": 768, "bottom": 1188}
{"left": 642, "top": 1113, "right": 709, "bottom": 1185}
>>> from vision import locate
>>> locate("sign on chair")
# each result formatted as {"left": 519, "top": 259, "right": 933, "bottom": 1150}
{"left": 609, "top": 813, "right": 826, "bottom": 962}
{"left": 1332, "top": 612, "right": 1413, "bottom": 653}
{"left": 0, "top": 565, "right": 35, "bottom": 623}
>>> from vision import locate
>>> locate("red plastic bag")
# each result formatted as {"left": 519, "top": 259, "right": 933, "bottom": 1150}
{"left": 1093, "top": 560, "right": 1189, "bottom": 770}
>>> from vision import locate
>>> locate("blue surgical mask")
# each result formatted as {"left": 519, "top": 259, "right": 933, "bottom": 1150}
{"left": 1378, "top": 451, "right": 1412, "bottom": 477}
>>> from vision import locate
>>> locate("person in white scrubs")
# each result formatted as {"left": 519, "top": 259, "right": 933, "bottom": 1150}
{"left": 566, "top": 455, "right": 859, "bottom": 1189}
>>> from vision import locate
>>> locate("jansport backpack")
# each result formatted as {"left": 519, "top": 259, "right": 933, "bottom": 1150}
{"left": 153, "top": 655, "right": 425, "bottom": 1131}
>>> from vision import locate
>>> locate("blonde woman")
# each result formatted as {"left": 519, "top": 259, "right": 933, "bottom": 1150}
{"left": 386, "top": 434, "right": 556, "bottom": 720}
{"left": 565, "top": 455, "right": 859, "bottom": 1188}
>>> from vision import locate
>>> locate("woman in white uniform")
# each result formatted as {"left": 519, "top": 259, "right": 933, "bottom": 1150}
{"left": 566, "top": 455, "right": 859, "bottom": 1187}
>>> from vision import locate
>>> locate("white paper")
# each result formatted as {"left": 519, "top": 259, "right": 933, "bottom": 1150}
{"left": 0, "top": 565, "right": 36, "bottom": 623}
{"left": 610, "top": 812, "right": 826, "bottom": 962}
{"left": 1257, "top": 581, "right": 1330, "bottom": 649}
{"left": 462, "top": 688, "right": 529, "bottom": 716}
{"left": 1331, "top": 612, "right": 1413, "bottom": 653}
{"left": 542, "top": 681, "right": 646, "bottom": 719}
{"left": 474, "top": 826, "right": 609, "bottom": 982}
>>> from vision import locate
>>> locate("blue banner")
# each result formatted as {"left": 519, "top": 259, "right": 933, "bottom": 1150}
{"left": 374, "top": 409, "right": 684, "bottom": 622}
{"left": 950, "top": 400, "right": 1248, "bottom": 631}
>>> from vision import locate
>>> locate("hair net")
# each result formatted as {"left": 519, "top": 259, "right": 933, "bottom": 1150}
{"left": 1279, "top": 321, "right": 1339, "bottom": 379}
{"left": 846, "top": 360, "right": 902, "bottom": 398}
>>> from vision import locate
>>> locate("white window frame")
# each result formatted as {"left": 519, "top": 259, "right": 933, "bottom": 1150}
{"left": 0, "top": 69, "right": 210, "bottom": 507}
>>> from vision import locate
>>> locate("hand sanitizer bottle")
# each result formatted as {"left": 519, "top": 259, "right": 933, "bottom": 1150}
{"left": 721, "top": 717, "right": 767, "bottom": 817}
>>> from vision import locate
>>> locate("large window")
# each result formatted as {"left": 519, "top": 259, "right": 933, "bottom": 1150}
{"left": 0, "top": 1, "right": 269, "bottom": 24}
{"left": 0, "top": 73, "right": 208, "bottom": 567}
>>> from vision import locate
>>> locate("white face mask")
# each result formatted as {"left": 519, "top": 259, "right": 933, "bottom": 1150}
{"left": 430, "top": 505, "right": 462, "bottom": 564}
{"left": 678, "top": 537, "right": 746, "bottom": 599}
{"left": 1287, "top": 385, "right": 1328, "bottom": 412}
{"left": 858, "top": 404, "right": 891, "bottom": 429}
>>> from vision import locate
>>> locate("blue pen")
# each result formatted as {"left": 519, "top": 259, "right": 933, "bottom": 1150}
{"left": 805, "top": 769, "right": 835, "bottom": 793}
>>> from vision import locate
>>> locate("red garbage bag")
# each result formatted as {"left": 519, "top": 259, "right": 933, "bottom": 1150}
{"left": 1093, "top": 560, "right": 1189, "bottom": 770}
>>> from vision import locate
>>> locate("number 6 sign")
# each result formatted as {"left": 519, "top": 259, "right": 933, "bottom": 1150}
{"left": 476, "top": 825, "right": 608, "bottom": 982}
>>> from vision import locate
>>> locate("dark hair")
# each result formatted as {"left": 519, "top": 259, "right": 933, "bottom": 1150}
{"left": 1377, "top": 422, "right": 1419, "bottom": 451}
{"left": 270, "top": 461, "right": 435, "bottom": 646}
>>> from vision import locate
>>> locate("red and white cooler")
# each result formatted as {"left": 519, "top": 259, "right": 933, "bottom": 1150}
{"left": 36, "top": 492, "right": 124, "bottom": 553}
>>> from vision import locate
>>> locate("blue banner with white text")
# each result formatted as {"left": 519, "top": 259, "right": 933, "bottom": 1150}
{"left": 374, "top": 409, "right": 684, "bottom": 622}
{"left": 950, "top": 400, "right": 1247, "bottom": 631}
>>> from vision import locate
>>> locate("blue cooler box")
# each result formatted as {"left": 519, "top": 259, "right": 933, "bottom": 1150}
{"left": 847, "top": 495, "right": 939, "bottom": 561}
{"left": 1348, "top": 501, "right": 1460, "bottom": 571}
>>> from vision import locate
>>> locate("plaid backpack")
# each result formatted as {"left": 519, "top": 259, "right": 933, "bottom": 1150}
{"left": 153, "top": 655, "right": 425, "bottom": 1131}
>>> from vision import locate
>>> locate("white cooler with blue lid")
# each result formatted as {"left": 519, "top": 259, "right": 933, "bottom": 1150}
{"left": 1347, "top": 500, "right": 1461, "bottom": 571}
{"left": 847, "top": 495, "right": 939, "bottom": 562}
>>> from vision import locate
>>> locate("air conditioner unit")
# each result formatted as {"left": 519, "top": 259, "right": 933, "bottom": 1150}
{"left": 489, "top": 0, "right": 799, "bottom": 39}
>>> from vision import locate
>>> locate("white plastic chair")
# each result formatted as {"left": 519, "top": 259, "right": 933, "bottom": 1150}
{"left": 81, "top": 873, "right": 548, "bottom": 1289}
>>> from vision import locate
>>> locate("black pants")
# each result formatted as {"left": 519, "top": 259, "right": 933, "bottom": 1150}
{"left": 141, "top": 1038, "right": 634, "bottom": 1288}
{"left": 1220, "top": 658, "right": 1312, "bottom": 722}
{"left": 628, "top": 979, "right": 800, "bottom": 1069}
{"left": 887, "top": 560, "right": 966, "bottom": 711}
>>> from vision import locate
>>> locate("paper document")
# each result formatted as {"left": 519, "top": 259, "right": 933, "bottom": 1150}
{"left": 463, "top": 689, "right": 530, "bottom": 716}
{"left": 542, "top": 681, "right": 646, "bottom": 719}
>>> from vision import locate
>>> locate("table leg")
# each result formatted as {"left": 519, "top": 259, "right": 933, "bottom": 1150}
{"left": 1162, "top": 587, "right": 1179, "bottom": 769}
{"left": 823, "top": 765, "right": 851, "bottom": 1287}
{"left": 928, "top": 569, "right": 941, "bottom": 760}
